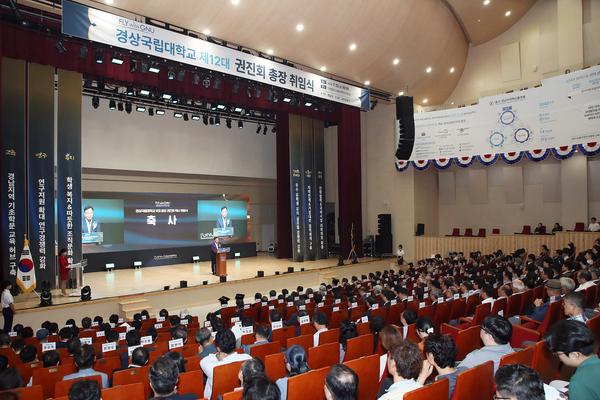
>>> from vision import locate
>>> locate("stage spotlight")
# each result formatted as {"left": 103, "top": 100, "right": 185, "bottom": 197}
{"left": 39, "top": 289, "right": 52, "bottom": 306}
{"left": 192, "top": 73, "right": 200, "bottom": 85}
{"left": 203, "top": 75, "right": 211, "bottom": 89}
{"left": 226, "top": 118, "right": 232, "bottom": 129}
{"left": 256, "top": 124, "right": 261, "bottom": 134}
{"left": 209, "top": 116, "right": 215, "bottom": 125}
{"left": 177, "top": 69, "right": 186, "bottom": 82}
{"left": 81, "top": 285, "right": 91, "bottom": 301}
{"left": 129, "top": 59, "right": 138, "bottom": 73}
{"left": 126, "top": 86, "right": 134, "bottom": 96}
{"left": 233, "top": 80, "right": 240, "bottom": 94}
{"left": 167, "top": 67, "right": 175, "bottom": 80}
{"left": 111, "top": 54, "right": 124, "bottom": 64}
{"left": 109, "top": 99, "right": 116, "bottom": 110}
{"left": 92, "top": 96, "right": 99, "bottom": 109}
{"left": 125, "top": 101, "right": 132, "bottom": 114}
{"left": 156, "top": 109, "right": 165, "bottom": 115}
{"left": 95, "top": 48, "right": 103, "bottom": 64}
{"left": 148, "top": 108, "right": 154, "bottom": 116}
{"left": 183, "top": 113, "right": 189, "bottom": 121}
{"left": 174, "top": 111, "right": 183, "bottom": 118}
{"left": 191, "top": 114, "right": 200, "bottom": 121}
{"left": 213, "top": 77, "right": 221, "bottom": 90}
{"left": 238, "top": 120, "right": 243, "bottom": 129}
{"left": 117, "top": 102, "right": 124, "bottom": 111}
{"left": 55, "top": 39, "right": 67, "bottom": 54}
{"left": 136, "top": 105, "right": 146, "bottom": 112}
{"left": 79, "top": 45, "right": 88, "bottom": 59}
{"left": 263, "top": 125, "right": 267, "bottom": 135}
{"left": 215, "top": 116, "right": 220, "bottom": 125}
{"left": 202, "top": 114, "right": 209, "bottom": 125}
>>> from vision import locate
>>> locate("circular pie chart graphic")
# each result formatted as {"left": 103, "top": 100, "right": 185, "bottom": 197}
{"left": 500, "top": 110, "right": 516, "bottom": 125}
{"left": 513, "top": 128, "right": 531, "bottom": 143}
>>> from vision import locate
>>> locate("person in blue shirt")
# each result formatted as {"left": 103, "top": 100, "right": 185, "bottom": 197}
{"left": 527, "top": 279, "right": 562, "bottom": 322}
{"left": 63, "top": 345, "right": 109, "bottom": 388}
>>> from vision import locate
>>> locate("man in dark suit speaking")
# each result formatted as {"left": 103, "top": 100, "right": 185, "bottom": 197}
{"left": 216, "top": 206, "right": 232, "bottom": 228}
{"left": 210, "top": 236, "right": 220, "bottom": 275}
{"left": 82, "top": 205, "right": 101, "bottom": 234}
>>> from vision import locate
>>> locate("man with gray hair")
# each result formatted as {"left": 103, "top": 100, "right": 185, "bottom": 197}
{"left": 559, "top": 277, "right": 575, "bottom": 296}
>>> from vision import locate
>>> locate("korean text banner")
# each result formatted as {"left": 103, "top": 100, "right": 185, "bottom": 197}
{"left": 61, "top": 0, "right": 369, "bottom": 109}
{"left": 400, "top": 65, "right": 600, "bottom": 161}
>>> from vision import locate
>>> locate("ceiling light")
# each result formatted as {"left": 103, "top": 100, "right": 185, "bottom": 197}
{"left": 136, "top": 106, "right": 146, "bottom": 112}
{"left": 217, "top": 104, "right": 226, "bottom": 110}
{"left": 483, "top": 0, "right": 490, "bottom": 5}
{"left": 450, "top": 102, "right": 455, "bottom": 105}
{"left": 505, "top": 10, "right": 511, "bottom": 17}
{"left": 266, "top": 49, "right": 274, "bottom": 55}
{"left": 234, "top": 107, "right": 243, "bottom": 113}
{"left": 319, "top": 66, "right": 327, "bottom": 72}
{"left": 148, "top": 63, "right": 160, "bottom": 73}
{"left": 449, "top": 67, "right": 455, "bottom": 73}
{"left": 283, "top": 95, "right": 292, "bottom": 103}
{"left": 156, "top": 109, "right": 165, "bottom": 115}
{"left": 104, "top": 0, "right": 114, "bottom": 4}
{"left": 296, "top": 23, "right": 304, "bottom": 32}
{"left": 174, "top": 112, "right": 183, "bottom": 118}
{"left": 129, "top": 59, "right": 138, "bottom": 73}
{"left": 349, "top": 43, "right": 357, "bottom": 51}
{"left": 425, "top": 66, "right": 432, "bottom": 73}
{"left": 192, "top": 114, "right": 200, "bottom": 121}
{"left": 393, "top": 58, "right": 400, "bottom": 65}
{"left": 398, "top": 91, "right": 404, "bottom": 96}
{"left": 231, "top": 0, "right": 240, "bottom": 5}
{"left": 139, "top": 89, "right": 150, "bottom": 96}
{"left": 364, "top": 80, "right": 370, "bottom": 86}
{"left": 422, "top": 98, "right": 428, "bottom": 104}
{"left": 111, "top": 54, "right": 123, "bottom": 65}
{"left": 203, "top": 29, "right": 211, "bottom": 36}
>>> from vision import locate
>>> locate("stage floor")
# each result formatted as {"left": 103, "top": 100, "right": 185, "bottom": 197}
{"left": 15, "top": 254, "right": 371, "bottom": 310}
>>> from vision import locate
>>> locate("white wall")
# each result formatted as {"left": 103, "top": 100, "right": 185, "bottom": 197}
{"left": 82, "top": 98, "right": 277, "bottom": 179}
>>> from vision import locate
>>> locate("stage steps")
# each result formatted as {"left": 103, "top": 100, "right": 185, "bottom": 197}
{"left": 119, "top": 296, "right": 152, "bottom": 320}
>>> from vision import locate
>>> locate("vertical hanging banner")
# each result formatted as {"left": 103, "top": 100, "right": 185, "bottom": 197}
{"left": 56, "top": 70, "right": 82, "bottom": 265}
{"left": 1, "top": 58, "right": 26, "bottom": 284}
{"left": 301, "top": 117, "right": 315, "bottom": 261}
{"left": 312, "top": 120, "right": 327, "bottom": 259}
{"left": 289, "top": 115, "right": 304, "bottom": 262}
{"left": 27, "top": 63, "right": 56, "bottom": 286}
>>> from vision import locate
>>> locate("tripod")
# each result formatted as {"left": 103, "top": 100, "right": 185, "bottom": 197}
{"left": 346, "top": 223, "right": 359, "bottom": 264}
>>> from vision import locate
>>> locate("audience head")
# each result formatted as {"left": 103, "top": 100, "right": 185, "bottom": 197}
{"left": 242, "top": 376, "right": 280, "bottom": 400}
{"left": 9, "top": 338, "right": 24, "bottom": 354}
{"left": 0, "top": 367, "right": 23, "bottom": 390}
{"left": 59, "top": 327, "right": 73, "bottom": 341}
{"left": 339, "top": 320, "right": 358, "bottom": 350}
{"left": 255, "top": 324, "right": 270, "bottom": 342}
{"left": 0, "top": 355, "right": 8, "bottom": 372}
{"left": 215, "top": 329, "right": 237, "bottom": 355}
{"left": 0, "top": 334, "right": 10, "bottom": 348}
{"left": 387, "top": 341, "right": 423, "bottom": 380}
{"left": 131, "top": 347, "right": 150, "bottom": 367}
{"left": 494, "top": 364, "right": 545, "bottom": 400}
{"left": 312, "top": 311, "right": 328, "bottom": 329}
{"left": 125, "top": 329, "right": 141, "bottom": 347}
{"left": 481, "top": 315, "right": 512, "bottom": 346}
{"left": 166, "top": 351, "right": 185, "bottom": 373}
{"left": 81, "top": 317, "right": 92, "bottom": 330}
{"left": 285, "top": 345, "right": 310, "bottom": 376}
{"left": 401, "top": 309, "right": 417, "bottom": 326}
{"left": 577, "top": 270, "right": 592, "bottom": 285}
{"left": 68, "top": 379, "right": 101, "bottom": 400}
{"left": 324, "top": 364, "right": 358, "bottom": 400}
{"left": 380, "top": 325, "right": 403, "bottom": 353}
{"left": 67, "top": 337, "right": 82, "bottom": 355}
{"left": 19, "top": 345, "right": 37, "bottom": 363}
{"left": 269, "top": 309, "right": 282, "bottom": 323}
{"left": 171, "top": 326, "right": 187, "bottom": 343}
{"left": 563, "top": 292, "right": 585, "bottom": 318}
{"left": 108, "top": 314, "right": 119, "bottom": 325}
{"left": 559, "top": 277, "right": 575, "bottom": 295}
{"left": 545, "top": 320, "right": 595, "bottom": 368}
{"left": 74, "top": 345, "right": 96, "bottom": 370}
{"left": 415, "top": 316, "right": 434, "bottom": 339}
{"left": 424, "top": 334, "right": 457, "bottom": 369}
{"left": 239, "top": 358, "right": 265, "bottom": 388}
{"left": 36, "top": 328, "right": 49, "bottom": 342}
{"left": 42, "top": 350, "right": 60, "bottom": 368}
{"left": 149, "top": 356, "right": 180, "bottom": 397}
{"left": 195, "top": 327, "right": 212, "bottom": 347}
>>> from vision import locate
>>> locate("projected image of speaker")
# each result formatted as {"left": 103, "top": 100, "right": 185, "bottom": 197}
{"left": 395, "top": 96, "right": 415, "bottom": 160}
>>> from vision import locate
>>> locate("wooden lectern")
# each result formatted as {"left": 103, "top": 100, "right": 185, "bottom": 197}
{"left": 216, "top": 247, "right": 230, "bottom": 276}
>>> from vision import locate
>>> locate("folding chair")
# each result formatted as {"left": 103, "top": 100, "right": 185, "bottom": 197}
{"left": 500, "top": 346, "right": 534, "bottom": 367}
{"left": 287, "top": 367, "right": 329, "bottom": 400}
{"left": 211, "top": 360, "right": 244, "bottom": 400}
{"left": 102, "top": 383, "right": 145, "bottom": 400}
{"left": 0, "top": 385, "right": 44, "bottom": 400}
{"left": 178, "top": 369, "right": 205, "bottom": 399}
{"left": 55, "top": 375, "right": 103, "bottom": 397}
{"left": 249, "top": 341, "right": 281, "bottom": 363}
{"left": 31, "top": 364, "right": 76, "bottom": 399}
{"left": 286, "top": 334, "right": 313, "bottom": 353}
{"left": 308, "top": 342, "right": 340, "bottom": 369}
{"left": 343, "top": 354, "right": 379, "bottom": 400}
{"left": 317, "top": 328, "right": 339, "bottom": 346}
{"left": 113, "top": 366, "right": 151, "bottom": 399}
{"left": 264, "top": 352, "right": 287, "bottom": 382}
{"left": 452, "top": 360, "right": 494, "bottom": 400}
{"left": 343, "top": 334, "right": 373, "bottom": 362}
{"left": 404, "top": 378, "right": 449, "bottom": 400}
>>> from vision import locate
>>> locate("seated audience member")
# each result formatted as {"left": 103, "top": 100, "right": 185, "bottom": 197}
{"left": 560, "top": 277, "right": 576, "bottom": 296}
{"left": 0, "top": 367, "right": 23, "bottom": 390}
{"left": 149, "top": 356, "right": 195, "bottom": 400}
{"left": 370, "top": 316, "right": 386, "bottom": 353}
{"left": 497, "top": 285, "right": 512, "bottom": 299}
{"left": 378, "top": 341, "right": 424, "bottom": 400}
{"left": 379, "top": 325, "right": 403, "bottom": 380}
{"left": 563, "top": 292, "right": 589, "bottom": 323}
{"left": 243, "top": 376, "right": 281, "bottom": 400}
{"left": 494, "top": 364, "right": 545, "bottom": 400}
{"left": 166, "top": 351, "right": 186, "bottom": 373}
{"left": 200, "top": 329, "right": 252, "bottom": 399}
{"left": 19, "top": 345, "right": 38, "bottom": 364}
{"left": 171, "top": 326, "right": 188, "bottom": 344}
{"left": 36, "top": 328, "right": 49, "bottom": 343}
{"left": 56, "top": 327, "right": 73, "bottom": 348}
{"left": 400, "top": 309, "right": 417, "bottom": 339}
{"left": 589, "top": 217, "right": 600, "bottom": 232}
{"left": 68, "top": 380, "right": 101, "bottom": 400}
{"left": 527, "top": 279, "right": 562, "bottom": 322}
{"left": 128, "top": 347, "right": 149, "bottom": 369}
{"left": 339, "top": 320, "right": 358, "bottom": 363}
{"left": 0, "top": 355, "right": 8, "bottom": 373}
{"left": 459, "top": 315, "right": 513, "bottom": 373}
{"left": 545, "top": 320, "right": 600, "bottom": 399}
{"left": 552, "top": 222, "right": 563, "bottom": 233}
{"left": 312, "top": 311, "right": 329, "bottom": 347}
{"left": 242, "top": 324, "right": 270, "bottom": 354}
{"left": 239, "top": 358, "right": 266, "bottom": 391}
{"left": 480, "top": 285, "right": 495, "bottom": 306}
{"left": 575, "top": 270, "right": 595, "bottom": 292}
{"left": 80, "top": 317, "right": 93, "bottom": 332}
{"left": 276, "top": 345, "right": 310, "bottom": 400}
{"left": 66, "top": 337, "right": 81, "bottom": 356}
{"left": 512, "top": 279, "right": 526, "bottom": 294}
{"left": 534, "top": 223, "right": 546, "bottom": 234}
{"left": 325, "top": 364, "right": 359, "bottom": 400}
{"left": 196, "top": 327, "right": 217, "bottom": 359}
{"left": 415, "top": 316, "right": 434, "bottom": 352}
{"left": 63, "top": 345, "right": 109, "bottom": 388}
{"left": 0, "top": 333, "right": 10, "bottom": 349}
{"left": 42, "top": 350, "right": 60, "bottom": 368}
{"left": 420, "top": 334, "right": 466, "bottom": 399}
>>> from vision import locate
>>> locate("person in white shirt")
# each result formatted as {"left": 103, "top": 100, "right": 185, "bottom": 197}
{"left": 378, "top": 341, "right": 425, "bottom": 400}
{"left": 1, "top": 281, "right": 15, "bottom": 333}
{"left": 200, "top": 329, "right": 251, "bottom": 399}
{"left": 480, "top": 285, "right": 495, "bottom": 307}
{"left": 588, "top": 217, "right": 600, "bottom": 232}
{"left": 397, "top": 245, "right": 405, "bottom": 265}
{"left": 312, "top": 311, "right": 328, "bottom": 347}
{"left": 575, "top": 270, "right": 595, "bottom": 292}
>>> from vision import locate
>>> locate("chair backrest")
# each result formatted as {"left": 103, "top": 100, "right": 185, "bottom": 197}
{"left": 287, "top": 334, "right": 313, "bottom": 353}
{"left": 404, "top": 378, "right": 449, "bottom": 400}
{"left": 519, "top": 290, "right": 534, "bottom": 315}
{"left": 211, "top": 360, "right": 244, "bottom": 400}
{"left": 417, "top": 304, "right": 434, "bottom": 319}
{"left": 222, "top": 389, "right": 244, "bottom": 400}
{"left": 586, "top": 314, "right": 600, "bottom": 355}
{"left": 94, "top": 356, "right": 121, "bottom": 380}
{"left": 477, "top": 228, "right": 486, "bottom": 237}
{"left": 465, "top": 294, "right": 480, "bottom": 317}
{"left": 500, "top": 346, "right": 534, "bottom": 367}
{"left": 249, "top": 341, "right": 281, "bottom": 363}
{"left": 531, "top": 341, "right": 560, "bottom": 384}
{"left": 510, "top": 324, "right": 540, "bottom": 349}
{"left": 184, "top": 355, "right": 201, "bottom": 371}
{"left": 102, "top": 383, "right": 145, "bottom": 400}
{"left": 308, "top": 342, "right": 340, "bottom": 369}
{"left": 32, "top": 364, "right": 76, "bottom": 399}
{"left": 464, "top": 228, "right": 473, "bottom": 237}
{"left": 55, "top": 375, "right": 103, "bottom": 397}
{"left": 271, "top": 327, "right": 290, "bottom": 349}
{"left": 584, "top": 285, "right": 597, "bottom": 308}
{"left": 264, "top": 352, "right": 286, "bottom": 382}
{"left": 472, "top": 303, "right": 491, "bottom": 326}
{"left": 433, "top": 301, "right": 452, "bottom": 329}
{"left": 449, "top": 298, "right": 466, "bottom": 321}
{"left": 522, "top": 225, "right": 531, "bottom": 234}
{"left": 15, "top": 362, "right": 41, "bottom": 386}
{"left": 574, "top": 222, "right": 585, "bottom": 232}
{"left": 287, "top": 366, "right": 329, "bottom": 400}
{"left": 356, "top": 322, "right": 371, "bottom": 336}
{"left": 386, "top": 303, "right": 403, "bottom": 326}
{"left": 536, "top": 300, "right": 563, "bottom": 335}
{"left": 318, "top": 328, "right": 339, "bottom": 346}
{"left": 343, "top": 334, "right": 373, "bottom": 362}
{"left": 0, "top": 385, "right": 44, "bottom": 400}
{"left": 451, "top": 228, "right": 460, "bottom": 236}
{"left": 178, "top": 369, "right": 205, "bottom": 399}
{"left": 491, "top": 297, "right": 507, "bottom": 317}
{"left": 113, "top": 366, "right": 151, "bottom": 399}
{"left": 343, "top": 354, "right": 379, "bottom": 400}
{"left": 506, "top": 293, "right": 523, "bottom": 317}
{"left": 492, "top": 228, "right": 500, "bottom": 234}
{"left": 455, "top": 326, "right": 481, "bottom": 361}
{"left": 452, "top": 360, "right": 494, "bottom": 400}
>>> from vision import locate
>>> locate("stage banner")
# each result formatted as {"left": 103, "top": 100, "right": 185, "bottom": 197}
{"left": 301, "top": 117, "right": 315, "bottom": 261}
{"left": 312, "top": 120, "right": 327, "bottom": 259}
{"left": 289, "top": 115, "right": 304, "bottom": 262}
{"left": 27, "top": 63, "right": 56, "bottom": 286}
{"left": 1, "top": 58, "right": 26, "bottom": 284}
{"left": 56, "top": 69, "right": 82, "bottom": 265}
{"left": 398, "top": 65, "right": 600, "bottom": 162}
{"left": 61, "top": 0, "right": 369, "bottom": 109}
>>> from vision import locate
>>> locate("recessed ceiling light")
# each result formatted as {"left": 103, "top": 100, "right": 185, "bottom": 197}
{"left": 451, "top": 101, "right": 455, "bottom": 105}
{"left": 505, "top": 10, "right": 512, "bottom": 17}
{"left": 449, "top": 67, "right": 455, "bottom": 73}
{"left": 393, "top": 58, "right": 400, "bottom": 65}
{"left": 422, "top": 98, "right": 428, "bottom": 104}
{"left": 296, "top": 23, "right": 304, "bottom": 32}
{"left": 231, "top": 0, "right": 240, "bottom": 5}
{"left": 483, "top": 0, "right": 490, "bottom": 5}
{"left": 477, "top": 19, "right": 481, "bottom": 23}
{"left": 104, "top": 0, "right": 114, "bottom": 4}
{"left": 364, "top": 80, "right": 370, "bottom": 86}
{"left": 203, "top": 28, "right": 211, "bottom": 36}
{"left": 398, "top": 91, "right": 405, "bottom": 96}
{"left": 349, "top": 43, "right": 357, "bottom": 51}
{"left": 425, "top": 66, "right": 432, "bottom": 73}
{"left": 319, "top": 66, "right": 327, "bottom": 72}
{"left": 266, "top": 49, "right": 274, "bottom": 55}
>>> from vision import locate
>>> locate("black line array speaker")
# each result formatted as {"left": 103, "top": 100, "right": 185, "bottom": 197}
{"left": 416, "top": 223, "right": 425, "bottom": 236}
{"left": 376, "top": 214, "right": 392, "bottom": 255}
{"left": 395, "top": 96, "right": 415, "bottom": 160}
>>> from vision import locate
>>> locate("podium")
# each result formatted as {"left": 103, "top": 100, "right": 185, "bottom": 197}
{"left": 67, "top": 260, "right": 86, "bottom": 297}
{"left": 216, "top": 247, "right": 230, "bottom": 276}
